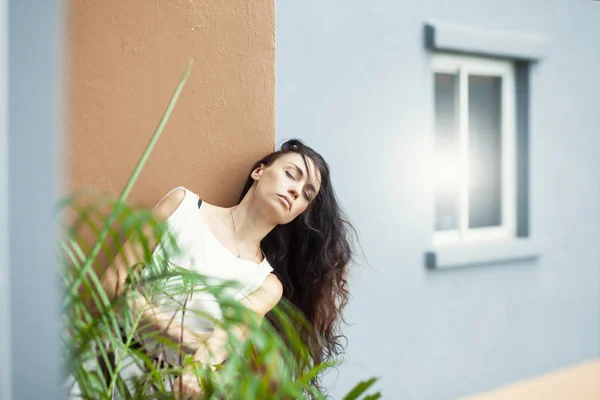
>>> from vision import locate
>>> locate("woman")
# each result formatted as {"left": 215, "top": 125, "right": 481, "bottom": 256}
{"left": 100, "top": 139, "right": 356, "bottom": 397}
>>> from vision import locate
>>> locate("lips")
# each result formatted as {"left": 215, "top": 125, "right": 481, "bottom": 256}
{"left": 277, "top": 194, "right": 292, "bottom": 210}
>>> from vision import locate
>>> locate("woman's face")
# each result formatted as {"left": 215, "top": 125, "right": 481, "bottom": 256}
{"left": 252, "top": 152, "right": 321, "bottom": 223}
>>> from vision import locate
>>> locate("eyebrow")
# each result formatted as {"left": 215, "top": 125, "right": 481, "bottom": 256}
{"left": 287, "top": 162, "right": 318, "bottom": 194}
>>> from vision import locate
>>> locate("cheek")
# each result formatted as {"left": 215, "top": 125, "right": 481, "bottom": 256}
{"left": 272, "top": 170, "right": 286, "bottom": 185}
{"left": 295, "top": 203, "right": 308, "bottom": 216}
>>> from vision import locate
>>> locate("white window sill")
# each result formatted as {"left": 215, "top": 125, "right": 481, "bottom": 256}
{"left": 425, "top": 238, "right": 540, "bottom": 270}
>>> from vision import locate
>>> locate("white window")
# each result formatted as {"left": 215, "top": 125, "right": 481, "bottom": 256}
{"left": 433, "top": 54, "right": 516, "bottom": 246}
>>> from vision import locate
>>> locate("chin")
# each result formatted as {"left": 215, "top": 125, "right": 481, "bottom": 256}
{"left": 273, "top": 195, "right": 290, "bottom": 212}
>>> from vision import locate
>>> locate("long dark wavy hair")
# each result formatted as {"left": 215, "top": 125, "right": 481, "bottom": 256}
{"left": 238, "top": 139, "right": 358, "bottom": 392}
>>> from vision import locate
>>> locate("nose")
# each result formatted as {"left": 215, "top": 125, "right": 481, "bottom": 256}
{"left": 288, "top": 186, "right": 300, "bottom": 200}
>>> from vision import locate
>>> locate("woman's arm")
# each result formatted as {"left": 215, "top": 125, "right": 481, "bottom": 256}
{"left": 192, "top": 274, "right": 283, "bottom": 365}
{"left": 100, "top": 188, "right": 185, "bottom": 300}
{"left": 173, "top": 274, "right": 284, "bottom": 395}
{"left": 100, "top": 188, "right": 208, "bottom": 351}
{"left": 123, "top": 288, "right": 211, "bottom": 353}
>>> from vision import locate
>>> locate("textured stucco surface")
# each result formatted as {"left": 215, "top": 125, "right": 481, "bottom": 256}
{"left": 67, "top": 0, "right": 275, "bottom": 208}
{"left": 276, "top": 0, "right": 600, "bottom": 398}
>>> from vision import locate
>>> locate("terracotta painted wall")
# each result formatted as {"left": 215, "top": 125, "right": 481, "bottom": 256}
{"left": 67, "top": 0, "right": 275, "bottom": 208}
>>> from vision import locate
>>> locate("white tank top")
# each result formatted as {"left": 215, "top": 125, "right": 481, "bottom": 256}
{"left": 138, "top": 186, "right": 274, "bottom": 349}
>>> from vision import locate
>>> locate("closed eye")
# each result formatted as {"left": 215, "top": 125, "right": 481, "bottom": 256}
{"left": 286, "top": 170, "right": 311, "bottom": 200}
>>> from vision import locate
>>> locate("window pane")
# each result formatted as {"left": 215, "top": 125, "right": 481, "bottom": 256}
{"left": 468, "top": 75, "right": 502, "bottom": 228}
{"left": 434, "top": 73, "right": 459, "bottom": 231}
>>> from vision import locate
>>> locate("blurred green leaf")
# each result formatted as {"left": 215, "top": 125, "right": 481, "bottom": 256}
{"left": 341, "top": 377, "right": 379, "bottom": 400}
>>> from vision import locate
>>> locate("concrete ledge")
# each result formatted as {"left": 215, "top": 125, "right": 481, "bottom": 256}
{"left": 425, "top": 238, "right": 540, "bottom": 270}
{"left": 461, "top": 359, "right": 600, "bottom": 400}
{"left": 424, "top": 21, "right": 548, "bottom": 61}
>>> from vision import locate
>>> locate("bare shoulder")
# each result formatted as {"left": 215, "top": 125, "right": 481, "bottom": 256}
{"left": 261, "top": 273, "right": 284, "bottom": 301}
{"left": 151, "top": 187, "right": 190, "bottom": 221}
{"left": 243, "top": 274, "right": 284, "bottom": 315}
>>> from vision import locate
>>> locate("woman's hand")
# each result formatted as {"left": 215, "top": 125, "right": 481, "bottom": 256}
{"left": 173, "top": 364, "right": 205, "bottom": 399}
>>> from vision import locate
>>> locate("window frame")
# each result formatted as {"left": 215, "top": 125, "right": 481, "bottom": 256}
{"left": 432, "top": 53, "right": 517, "bottom": 247}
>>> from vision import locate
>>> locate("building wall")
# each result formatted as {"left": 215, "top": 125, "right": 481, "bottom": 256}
{"left": 6, "top": 1, "right": 64, "bottom": 398}
{"left": 0, "top": 0, "right": 9, "bottom": 396}
{"left": 67, "top": 0, "right": 275, "bottom": 208}
{"left": 276, "top": 0, "right": 600, "bottom": 398}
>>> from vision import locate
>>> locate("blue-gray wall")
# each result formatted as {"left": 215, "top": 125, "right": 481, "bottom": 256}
{"left": 2, "top": 1, "right": 64, "bottom": 399}
{"left": 276, "top": 1, "right": 600, "bottom": 398}
{"left": 0, "top": 0, "right": 9, "bottom": 397}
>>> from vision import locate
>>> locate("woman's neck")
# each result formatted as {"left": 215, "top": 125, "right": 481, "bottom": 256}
{"left": 226, "top": 195, "right": 277, "bottom": 252}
